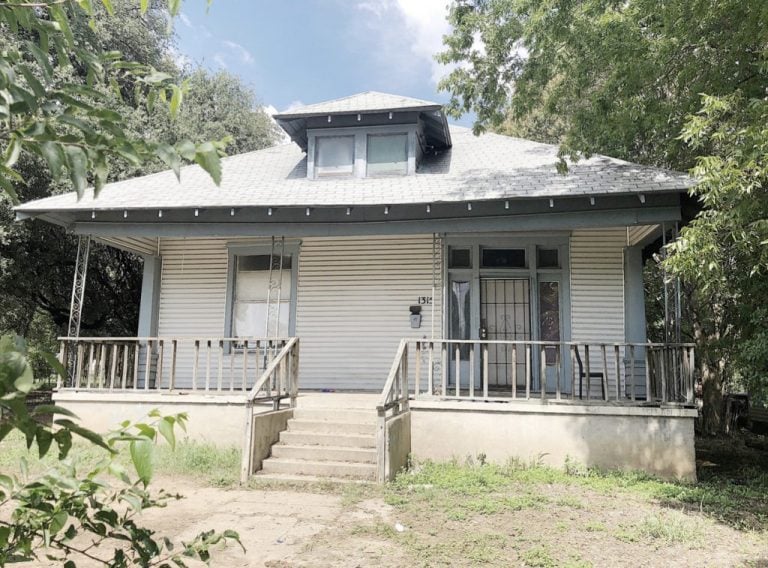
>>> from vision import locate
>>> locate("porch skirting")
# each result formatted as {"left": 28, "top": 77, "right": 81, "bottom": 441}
{"left": 53, "top": 391, "right": 256, "bottom": 447}
{"left": 409, "top": 400, "right": 698, "bottom": 481}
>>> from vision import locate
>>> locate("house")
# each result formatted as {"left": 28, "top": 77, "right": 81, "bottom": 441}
{"left": 15, "top": 92, "right": 698, "bottom": 482}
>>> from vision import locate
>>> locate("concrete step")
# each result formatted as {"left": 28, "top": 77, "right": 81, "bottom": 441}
{"left": 287, "top": 419, "right": 376, "bottom": 435}
{"left": 251, "top": 472, "right": 372, "bottom": 485}
{"left": 272, "top": 444, "right": 376, "bottom": 464}
{"left": 260, "top": 457, "right": 376, "bottom": 480}
{"left": 292, "top": 408, "right": 377, "bottom": 424}
{"left": 296, "top": 393, "right": 379, "bottom": 410}
{"left": 279, "top": 430, "right": 375, "bottom": 448}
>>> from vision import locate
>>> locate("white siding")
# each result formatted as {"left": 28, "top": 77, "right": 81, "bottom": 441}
{"left": 296, "top": 235, "right": 442, "bottom": 391}
{"left": 569, "top": 229, "right": 626, "bottom": 398}
{"left": 154, "top": 235, "right": 442, "bottom": 391}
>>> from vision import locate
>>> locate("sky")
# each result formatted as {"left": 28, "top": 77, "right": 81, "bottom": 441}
{"left": 175, "top": 0, "right": 474, "bottom": 125}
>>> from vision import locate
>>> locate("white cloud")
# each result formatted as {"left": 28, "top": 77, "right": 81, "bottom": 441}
{"left": 213, "top": 53, "right": 228, "bottom": 70}
{"left": 351, "top": 0, "right": 453, "bottom": 85}
{"left": 222, "top": 40, "right": 254, "bottom": 65}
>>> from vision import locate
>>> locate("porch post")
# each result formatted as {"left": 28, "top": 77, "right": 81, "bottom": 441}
{"left": 137, "top": 254, "right": 162, "bottom": 338}
{"left": 624, "top": 246, "right": 647, "bottom": 398}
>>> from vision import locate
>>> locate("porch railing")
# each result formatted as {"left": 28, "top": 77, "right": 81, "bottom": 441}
{"left": 376, "top": 339, "right": 409, "bottom": 482}
{"left": 57, "top": 336, "right": 294, "bottom": 394}
{"left": 392, "top": 339, "right": 696, "bottom": 406}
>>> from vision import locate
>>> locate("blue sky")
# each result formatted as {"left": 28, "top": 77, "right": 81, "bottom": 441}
{"left": 175, "top": 0, "right": 473, "bottom": 125}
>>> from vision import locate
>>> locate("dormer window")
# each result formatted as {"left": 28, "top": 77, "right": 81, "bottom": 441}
{"left": 315, "top": 136, "right": 355, "bottom": 177}
{"left": 367, "top": 133, "right": 408, "bottom": 176}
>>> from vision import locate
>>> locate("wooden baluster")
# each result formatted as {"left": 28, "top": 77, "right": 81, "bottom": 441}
{"left": 628, "top": 345, "right": 636, "bottom": 402}
{"left": 75, "top": 343, "right": 85, "bottom": 389}
{"left": 601, "top": 344, "right": 609, "bottom": 401}
{"left": 156, "top": 340, "right": 164, "bottom": 390}
{"left": 645, "top": 347, "right": 653, "bottom": 401}
{"left": 57, "top": 341, "right": 66, "bottom": 390}
{"left": 427, "top": 342, "right": 434, "bottom": 395}
{"left": 241, "top": 340, "right": 249, "bottom": 391}
{"left": 121, "top": 344, "right": 129, "bottom": 390}
{"left": 192, "top": 340, "right": 200, "bottom": 390}
{"left": 525, "top": 344, "right": 531, "bottom": 399}
{"left": 555, "top": 344, "right": 561, "bottom": 401}
{"left": 483, "top": 343, "right": 489, "bottom": 399}
{"left": 540, "top": 345, "right": 547, "bottom": 400}
{"left": 109, "top": 344, "right": 118, "bottom": 390}
{"left": 687, "top": 347, "right": 695, "bottom": 405}
{"left": 584, "top": 345, "right": 591, "bottom": 400}
{"left": 455, "top": 344, "right": 461, "bottom": 397}
{"left": 255, "top": 340, "right": 261, "bottom": 390}
{"left": 511, "top": 344, "right": 517, "bottom": 399}
{"left": 86, "top": 343, "right": 95, "bottom": 388}
{"left": 132, "top": 342, "right": 140, "bottom": 389}
{"left": 614, "top": 345, "right": 621, "bottom": 401}
{"left": 468, "top": 343, "right": 475, "bottom": 399}
{"left": 217, "top": 340, "right": 224, "bottom": 391}
{"left": 415, "top": 342, "right": 422, "bottom": 396}
{"left": 143, "top": 340, "right": 152, "bottom": 390}
{"left": 229, "top": 340, "right": 236, "bottom": 391}
{"left": 205, "top": 340, "right": 211, "bottom": 391}
{"left": 570, "top": 345, "right": 577, "bottom": 400}
{"left": 169, "top": 340, "right": 177, "bottom": 391}
{"left": 98, "top": 343, "right": 107, "bottom": 388}
{"left": 441, "top": 343, "right": 447, "bottom": 396}
{"left": 660, "top": 348, "right": 667, "bottom": 403}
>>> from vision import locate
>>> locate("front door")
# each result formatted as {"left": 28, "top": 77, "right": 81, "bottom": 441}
{"left": 480, "top": 278, "right": 531, "bottom": 391}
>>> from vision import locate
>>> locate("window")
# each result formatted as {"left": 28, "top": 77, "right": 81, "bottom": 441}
{"left": 231, "top": 254, "right": 292, "bottom": 337}
{"left": 315, "top": 136, "right": 354, "bottom": 176}
{"left": 481, "top": 248, "right": 527, "bottom": 268}
{"left": 367, "top": 133, "right": 408, "bottom": 176}
{"left": 449, "top": 247, "right": 472, "bottom": 269}
{"left": 537, "top": 248, "right": 560, "bottom": 268}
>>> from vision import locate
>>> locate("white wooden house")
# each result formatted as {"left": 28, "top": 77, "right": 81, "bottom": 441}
{"left": 15, "top": 92, "right": 698, "bottom": 482}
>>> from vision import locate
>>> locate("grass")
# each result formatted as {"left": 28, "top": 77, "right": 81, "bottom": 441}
{"left": 0, "top": 430, "right": 241, "bottom": 487}
{"left": 616, "top": 510, "right": 706, "bottom": 547}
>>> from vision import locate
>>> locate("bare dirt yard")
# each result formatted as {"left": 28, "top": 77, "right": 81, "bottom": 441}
{"left": 9, "top": 436, "right": 768, "bottom": 567}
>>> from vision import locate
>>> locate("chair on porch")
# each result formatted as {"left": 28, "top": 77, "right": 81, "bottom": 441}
{"left": 574, "top": 347, "right": 605, "bottom": 400}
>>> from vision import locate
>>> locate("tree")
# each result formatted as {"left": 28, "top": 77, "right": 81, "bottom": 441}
{"left": 0, "top": 0, "right": 279, "bottom": 344}
{"left": 438, "top": 0, "right": 768, "bottom": 433}
{"left": 0, "top": 0, "right": 243, "bottom": 564}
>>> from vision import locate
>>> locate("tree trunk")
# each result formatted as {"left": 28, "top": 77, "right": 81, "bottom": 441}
{"left": 699, "top": 356, "right": 724, "bottom": 435}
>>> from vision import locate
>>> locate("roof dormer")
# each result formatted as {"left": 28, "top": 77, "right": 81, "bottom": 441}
{"left": 273, "top": 91, "right": 452, "bottom": 180}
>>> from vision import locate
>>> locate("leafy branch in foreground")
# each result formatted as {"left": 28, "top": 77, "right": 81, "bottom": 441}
{"left": 0, "top": 0, "right": 228, "bottom": 204}
{"left": 0, "top": 335, "right": 243, "bottom": 566}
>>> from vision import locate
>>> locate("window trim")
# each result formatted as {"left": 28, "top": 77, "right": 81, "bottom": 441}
{"left": 306, "top": 124, "right": 417, "bottom": 179}
{"left": 224, "top": 242, "right": 300, "bottom": 342}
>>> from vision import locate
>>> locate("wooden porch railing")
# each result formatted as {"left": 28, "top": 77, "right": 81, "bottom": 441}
{"left": 57, "top": 337, "right": 294, "bottom": 393}
{"left": 391, "top": 339, "right": 696, "bottom": 406}
{"left": 376, "top": 339, "right": 409, "bottom": 482}
{"left": 241, "top": 337, "right": 300, "bottom": 482}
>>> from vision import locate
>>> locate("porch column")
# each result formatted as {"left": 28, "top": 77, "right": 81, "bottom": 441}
{"left": 137, "top": 255, "right": 162, "bottom": 337}
{"left": 624, "top": 246, "right": 646, "bottom": 398}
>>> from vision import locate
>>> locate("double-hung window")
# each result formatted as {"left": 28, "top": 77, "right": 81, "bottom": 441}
{"left": 315, "top": 136, "right": 354, "bottom": 176}
{"left": 230, "top": 254, "right": 293, "bottom": 337}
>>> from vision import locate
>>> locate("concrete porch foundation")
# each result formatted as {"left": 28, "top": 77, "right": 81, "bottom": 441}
{"left": 410, "top": 400, "right": 698, "bottom": 481}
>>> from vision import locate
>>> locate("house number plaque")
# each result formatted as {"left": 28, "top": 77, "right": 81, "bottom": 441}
{"left": 417, "top": 296, "right": 433, "bottom": 305}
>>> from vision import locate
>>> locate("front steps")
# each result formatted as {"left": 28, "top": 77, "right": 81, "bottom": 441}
{"left": 256, "top": 394, "right": 378, "bottom": 482}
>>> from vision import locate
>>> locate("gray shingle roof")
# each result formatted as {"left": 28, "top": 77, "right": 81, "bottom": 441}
{"left": 15, "top": 126, "right": 694, "bottom": 214}
{"left": 273, "top": 91, "right": 442, "bottom": 118}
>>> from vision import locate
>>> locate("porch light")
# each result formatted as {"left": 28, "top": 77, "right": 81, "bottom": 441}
{"left": 158, "top": 210, "right": 163, "bottom": 218}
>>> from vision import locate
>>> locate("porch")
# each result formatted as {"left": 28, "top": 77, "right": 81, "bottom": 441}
{"left": 55, "top": 334, "right": 697, "bottom": 482}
